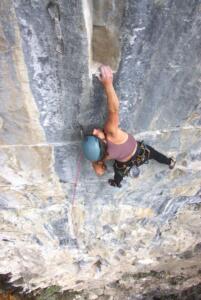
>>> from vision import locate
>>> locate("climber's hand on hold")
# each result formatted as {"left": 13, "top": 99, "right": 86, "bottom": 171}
{"left": 98, "top": 65, "right": 113, "bottom": 87}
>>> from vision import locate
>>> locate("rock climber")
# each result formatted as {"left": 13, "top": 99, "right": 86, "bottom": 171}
{"left": 82, "top": 65, "right": 176, "bottom": 187}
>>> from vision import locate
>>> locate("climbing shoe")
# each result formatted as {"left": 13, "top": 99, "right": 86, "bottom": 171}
{"left": 169, "top": 157, "right": 176, "bottom": 169}
{"left": 108, "top": 179, "right": 122, "bottom": 188}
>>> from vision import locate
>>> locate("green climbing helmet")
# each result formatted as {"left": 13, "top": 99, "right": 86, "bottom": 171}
{"left": 82, "top": 135, "right": 106, "bottom": 162}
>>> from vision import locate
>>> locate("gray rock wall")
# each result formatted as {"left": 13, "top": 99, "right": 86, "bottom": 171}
{"left": 0, "top": 0, "right": 201, "bottom": 299}
{"left": 117, "top": 0, "right": 201, "bottom": 132}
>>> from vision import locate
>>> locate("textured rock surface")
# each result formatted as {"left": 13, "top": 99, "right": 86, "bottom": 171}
{"left": 0, "top": 0, "right": 201, "bottom": 299}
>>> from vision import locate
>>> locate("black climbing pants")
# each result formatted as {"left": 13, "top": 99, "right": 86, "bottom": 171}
{"left": 146, "top": 145, "right": 171, "bottom": 165}
{"left": 109, "top": 142, "right": 171, "bottom": 188}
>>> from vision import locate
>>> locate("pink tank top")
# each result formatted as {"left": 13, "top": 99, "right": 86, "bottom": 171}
{"left": 107, "top": 134, "right": 137, "bottom": 162}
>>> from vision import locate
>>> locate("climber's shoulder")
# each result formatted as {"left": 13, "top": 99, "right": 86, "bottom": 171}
{"left": 105, "top": 127, "right": 128, "bottom": 142}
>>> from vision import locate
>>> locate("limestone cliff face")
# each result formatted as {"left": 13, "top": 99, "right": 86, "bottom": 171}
{"left": 0, "top": 0, "right": 201, "bottom": 299}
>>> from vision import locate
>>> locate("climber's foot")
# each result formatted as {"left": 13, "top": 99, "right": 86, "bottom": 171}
{"left": 169, "top": 157, "right": 176, "bottom": 169}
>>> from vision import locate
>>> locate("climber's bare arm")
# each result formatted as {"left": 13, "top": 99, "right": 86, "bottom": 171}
{"left": 99, "top": 65, "right": 120, "bottom": 138}
{"left": 92, "top": 161, "right": 107, "bottom": 176}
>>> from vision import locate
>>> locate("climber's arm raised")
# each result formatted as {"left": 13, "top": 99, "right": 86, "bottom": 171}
{"left": 99, "top": 66, "right": 120, "bottom": 138}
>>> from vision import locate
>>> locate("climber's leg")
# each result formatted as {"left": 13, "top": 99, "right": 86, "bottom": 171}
{"left": 146, "top": 145, "right": 176, "bottom": 168}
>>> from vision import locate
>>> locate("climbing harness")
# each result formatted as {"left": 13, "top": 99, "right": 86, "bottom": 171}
{"left": 108, "top": 141, "right": 150, "bottom": 187}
